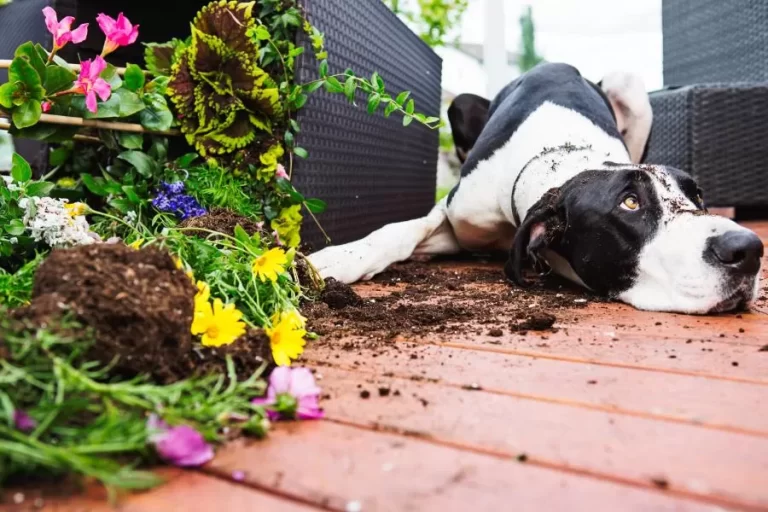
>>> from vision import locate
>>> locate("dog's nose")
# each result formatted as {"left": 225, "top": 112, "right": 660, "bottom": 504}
{"left": 707, "top": 230, "right": 764, "bottom": 275}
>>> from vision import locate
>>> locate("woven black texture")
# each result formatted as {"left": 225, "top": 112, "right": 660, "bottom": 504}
{"left": 293, "top": 0, "right": 442, "bottom": 248}
{"left": 645, "top": 84, "right": 768, "bottom": 207}
{"left": 662, "top": 0, "right": 768, "bottom": 86}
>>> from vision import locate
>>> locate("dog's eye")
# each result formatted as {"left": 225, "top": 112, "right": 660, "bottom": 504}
{"left": 621, "top": 195, "right": 640, "bottom": 211}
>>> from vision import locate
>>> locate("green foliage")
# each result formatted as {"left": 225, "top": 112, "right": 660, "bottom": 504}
{"left": 518, "top": 6, "right": 544, "bottom": 72}
{"left": 0, "top": 314, "right": 268, "bottom": 490}
{"left": 168, "top": 1, "right": 281, "bottom": 158}
{"left": 385, "top": 0, "right": 469, "bottom": 47}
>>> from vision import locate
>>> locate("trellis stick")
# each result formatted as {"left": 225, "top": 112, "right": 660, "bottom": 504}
{"left": 0, "top": 119, "right": 104, "bottom": 144}
{"left": 0, "top": 113, "right": 179, "bottom": 136}
{"left": 0, "top": 59, "right": 130, "bottom": 76}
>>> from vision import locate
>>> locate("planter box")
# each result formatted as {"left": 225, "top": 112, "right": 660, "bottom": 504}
{"left": 1, "top": 0, "right": 442, "bottom": 248}
{"left": 645, "top": 84, "right": 768, "bottom": 207}
{"left": 662, "top": 0, "right": 768, "bottom": 86}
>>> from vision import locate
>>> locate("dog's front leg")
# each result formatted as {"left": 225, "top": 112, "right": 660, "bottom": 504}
{"left": 308, "top": 199, "right": 459, "bottom": 284}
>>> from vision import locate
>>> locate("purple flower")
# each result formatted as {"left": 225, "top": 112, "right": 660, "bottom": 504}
{"left": 13, "top": 410, "right": 37, "bottom": 432}
{"left": 252, "top": 367, "right": 324, "bottom": 421}
{"left": 151, "top": 181, "right": 206, "bottom": 220}
{"left": 146, "top": 414, "right": 214, "bottom": 467}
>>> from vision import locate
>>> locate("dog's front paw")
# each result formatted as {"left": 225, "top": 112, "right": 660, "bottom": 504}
{"left": 307, "top": 243, "right": 373, "bottom": 284}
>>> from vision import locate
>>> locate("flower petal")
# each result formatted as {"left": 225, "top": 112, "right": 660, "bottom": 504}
{"left": 288, "top": 367, "right": 321, "bottom": 397}
{"left": 268, "top": 366, "right": 292, "bottom": 394}
{"left": 296, "top": 396, "right": 324, "bottom": 420}
{"left": 70, "top": 23, "right": 89, "bottom": 44}
{"left": 90, "top": 55, "right": 108, "bottom": 78}
{"left": 96, "top": 13, "right": 116, "bottom": 35}
{"left": 43, "top": 7, "right": 59, "bottom": 35}
{"left": 92, "top": 78, "right": 112, "bottom": 101}
{"left": 153, "top": 424, "right": 214, "bottom": 467}
{"left": 85, "top": 91, "right": 98, "bottom": 113}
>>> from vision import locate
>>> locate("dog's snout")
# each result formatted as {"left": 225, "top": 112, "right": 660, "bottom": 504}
{"left": 707, "top": 230, "right": 764, "bottom": 275}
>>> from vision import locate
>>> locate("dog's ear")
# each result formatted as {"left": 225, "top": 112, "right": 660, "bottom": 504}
{"left": 447, "top": 93, "right": 491, "bottom": 163}
{"left": 504, "top": 188, "right": 566, "bottom": 286}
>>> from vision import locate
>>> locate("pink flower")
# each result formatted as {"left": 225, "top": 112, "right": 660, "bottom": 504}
{"left": 252, "top": 367, "right": 324, "bottom": 421}
{"left": 146, "top": 414, "right": 214, "bottom": 467}
{"left": 14, "top": 410, "right": 37, "bottom": 433}
{"left": 73, "top": 56, "right": 111, "bottom": 113}
{"left": 96, "top": 13, "right": 139, "bottom": 57}
{"left": 43, "top": 7, "right": 88, "bottom": 52}
{"left": 275, "top": 164, "right": 289, "bottom": 180}
{"left": 41, "top": 101, "right": 52, "bottom": 113}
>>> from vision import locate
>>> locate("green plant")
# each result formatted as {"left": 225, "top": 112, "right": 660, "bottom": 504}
{"left": 0, "top": 313, "right": 268, "bottom": 492}
{"left": 386, "top": 0, "right": 469, "bottom": 48}
{"left": 518, "top": 6, "right": 544, "bottom": 72}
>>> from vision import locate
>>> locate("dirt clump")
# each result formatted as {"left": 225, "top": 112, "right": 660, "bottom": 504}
{"left": 13, "top": 244, "right": 270, "bottom": 382}
{"left": 320, "top": 278, "right": 363, "bottom": 309}
{"left": 179, "top": 208, "right": 265, "bottom": 238}
{"left": 511, "top": 312, "right": 557, "bottom": 332}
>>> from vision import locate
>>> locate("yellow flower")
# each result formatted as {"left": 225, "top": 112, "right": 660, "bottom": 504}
{"left": 57, "top": 177, "right": 77, "bottom": 189}
{"left": 194, "top": 281, "right": 211, "bottom": 313}
{"left": 278, "top": 308, "right": 307, "bottom": 330}
{"left": 173, "top": 256, "right": 183, "bottom": 269}
{"left": 267, "top": 312, "right": 307, "bottom": 366}
{"left": 128, "top": 238, "right": 144, "bottom": 250}
{"left": 252, "top": 248, "right": 288, "bottom": 282}
{"left": 64, "top": 202, "right": 88, "bottom": 217}
{"left": 191, "top": 298, "right": 246, "bottom": 347}
{"left": 270, "top": 204, "right": 302, "bottom": 248}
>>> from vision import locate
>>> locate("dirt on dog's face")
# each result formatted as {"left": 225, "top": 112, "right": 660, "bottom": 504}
{"left": 506, "top": 164, "right": 763, "bottom": 314}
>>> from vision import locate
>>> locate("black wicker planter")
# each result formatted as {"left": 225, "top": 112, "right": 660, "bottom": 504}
{"left": 645, "top": 84, "right": 768, "bottom": 208}
{"left": 1, "top": 0, "right": 442, "bottom": 248}
{"left": 662, "top": 0, "right": 768, "bottom": 86}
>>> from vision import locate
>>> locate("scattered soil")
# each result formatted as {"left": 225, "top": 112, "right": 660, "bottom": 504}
{"left": 13, "top": 244, "right": 271, "bottom": 383}
{"left": 303, "top": 260, "right": 594, "bottom": 349}
{"left": 760, "top": 345, "right": 768, "bottom": 352}
{"left": 179, "top": 208, "right": 266, "bottom": 238}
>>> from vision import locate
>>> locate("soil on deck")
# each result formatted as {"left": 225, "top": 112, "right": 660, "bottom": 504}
{"left": 304, "top": 260, "right": 595, "bottom": 348}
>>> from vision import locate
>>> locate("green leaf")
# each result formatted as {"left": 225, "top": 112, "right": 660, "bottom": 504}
{"left": 9, "top": 56, "right": 44, "bottom": 100}
{"left": 367, "top": 93, "right": 381, "bottom": 114}
{"left": 148, "top": 138, "right": 168, "bottom": 162}
{"left": 121, "top": 185, "right": 141, "bottom": 203}
{"left": 344, "top": 77, "right": 357, "bottom": 102}
{"left": 14, "top": 42, "right": 46, "bottom": 79}
{"left": 233, "top": 225, "right": 250, "bottom": 245}
{"left": 403, "top": 115, "right": 413, "bottom": 127}
{"left": 318, "top": 60, "right": 328, "bottom": 78}
{"left": 324, "top": 76, "right": 343, "bottom": 94}
{"left": 117, "top": 151, "right": 157, "bottom": 177}
{"left": 372, "top": 72, "right": 385, "bottom": 93}
{"left": 139, "top": 93, "right": 173, "bottom": 131}
{"left": 384, "top": 101, "right": 398, "bottom": 118}
{"left": 303, "top": 80, "right": 325, "bottom": 94}
{"left": 284, "top": 130, "right": 295, "bottom": 147}
{"left": 425, "top": 116, "right": 441, "bottom": 124}
{"left": 406, "top": 99, "right": 415, "bottom": 116}
{"left": 293, "top": 147, "right": 308, "bottom": 159}
{"left": 123, "top": 64, "right": 146, "bottom": 92}
{"left": 117, "top": 132, "right": 144, "bottom": 149}
{"left": 101, "top": 64, "right": 123, "bottom": 90}
{"left": 176, "top": 153, "right": 198, "bottom": 169}
{"left": 26, "top": 181, "right": 54, "bottom": 197}
{"left": 289, "top": 119, "right": 301, "bottom": 133}
{"left": 11, "top": 153, "right": 32, "bottom": 182}
{"left": 49, "top": 146, "right": 71, "bottom": 167}
{"left": 254, "top": 25, "right": 271, "bottom": 40}
{"left": 43, "top": 65, "right": 76, "bottom": 95}
{"left": 5, "top": 219, "right": 25, "bottom": 236}
{"left": 12, "top": 99, "right": 42, "bottom": 128}
{"left": 78, "top": 88, "right": 146, "bottom": 119}
{"left": 80, "top": 173, "right": 108, "bottom": 196}
{"left": 395, "top": 91, "right": 410, "bottom": 106}
{"left": 304, "top": 198, "right": 327, "bottom": 214}
{"left": 145, "top": 76, "right": 170, "bottom": 95}
{"left": 108, "top": 198, "right": 133, "bottom": 213}
{"left": 293, "top": 94, "right": 308, "bottom": 110}
{"left": 0, "top": 83, "right": 16, "bottom": 108}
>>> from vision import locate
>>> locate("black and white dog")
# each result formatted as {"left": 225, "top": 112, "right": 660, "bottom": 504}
{"left": 309, "top": 63, "right": 764, "bottom": 314}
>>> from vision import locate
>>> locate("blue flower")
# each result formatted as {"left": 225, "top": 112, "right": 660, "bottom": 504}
{"left": 151, "top": 182, "right": 206, "bottom": 220}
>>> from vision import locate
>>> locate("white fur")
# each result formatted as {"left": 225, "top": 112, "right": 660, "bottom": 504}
{"left": 619, "top": 166, "right": 761, "bottom": 313}
{"left": 599, "top": 71, "right": 653, "bottom": 164}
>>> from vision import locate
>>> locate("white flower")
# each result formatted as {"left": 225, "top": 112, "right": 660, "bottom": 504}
{"left": 20, "top": 197, "right": 98, "bottom": 248}
{"left": 9, "top": 237, "right": 18, "bottom": 244}
{"left": 2, "top": 175, "right": 20, "bottom": 192}
{"left": 124, "top": 210, "right": 137, "bottom": 223}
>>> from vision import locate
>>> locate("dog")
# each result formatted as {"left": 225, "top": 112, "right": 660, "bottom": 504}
{"left": 309, "top": 63, "right": 763, "bottom": 314}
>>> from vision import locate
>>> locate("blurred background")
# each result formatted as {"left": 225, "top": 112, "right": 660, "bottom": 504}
{"left": 385, "top": 0, "right": 663, "bottom": 198}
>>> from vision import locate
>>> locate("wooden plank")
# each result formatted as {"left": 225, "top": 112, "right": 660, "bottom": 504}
{"left": 305, "top": 341, "right": 768, "bottom": 436}
{"left": 3, "top": 470, "right": 316, "bottom": 512}
{"left": 315, "top": 366, "right": 768, "bottom": 510}
{"left": 207, "top": 421, "right": 710, "bottom": 512}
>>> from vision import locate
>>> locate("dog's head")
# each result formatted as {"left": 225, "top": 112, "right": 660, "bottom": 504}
{"left": 505, "top": 164, "right": 763, "bottom": 314}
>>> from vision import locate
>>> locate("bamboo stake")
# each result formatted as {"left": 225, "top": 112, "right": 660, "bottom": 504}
{"left": 0, "top": 113, "right": 179, "bottom": 136}
{"left": 0, "top": 119, "right": 106, "bottom": 144}
{"left": 0, "top": 59, "right": 129, "bottom": 75}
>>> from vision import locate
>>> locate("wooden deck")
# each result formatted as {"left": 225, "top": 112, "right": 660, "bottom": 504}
{"left": 6, "top": 222, "right": 768, "bottom": 512}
